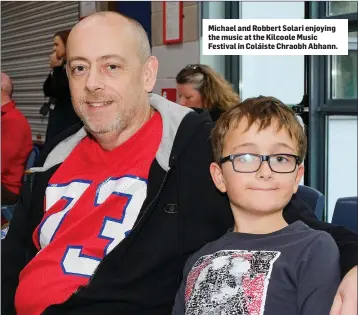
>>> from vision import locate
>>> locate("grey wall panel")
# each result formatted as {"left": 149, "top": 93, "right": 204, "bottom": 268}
{"left": 1, "top": 1, "right": 79, "bottom": 142}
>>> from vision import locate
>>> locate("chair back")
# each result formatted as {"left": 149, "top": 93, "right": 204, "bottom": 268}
{"left": 296, "top": 185, "right": 325, "bottom": 220}
{"left": 332, "top": 197, "right": 358, "bottom": 232}
{"left": 24, "top": 146, "right": 40, "bottom": 181}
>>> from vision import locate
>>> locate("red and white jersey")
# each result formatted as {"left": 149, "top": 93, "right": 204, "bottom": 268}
{"left": 15, "top": 112, "right": 163, "bottom": 315}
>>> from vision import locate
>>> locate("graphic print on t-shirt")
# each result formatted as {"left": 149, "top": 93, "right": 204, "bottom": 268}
{"left": 185, "top": 250, "right": 280, "bottom": 315}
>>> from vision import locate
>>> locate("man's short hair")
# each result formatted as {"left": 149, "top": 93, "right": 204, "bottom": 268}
{"left": 92, "top": 11, "right": 151, "bottom": 64}
{"left": 211, "top": 96, "right": 307, "bottom": 164}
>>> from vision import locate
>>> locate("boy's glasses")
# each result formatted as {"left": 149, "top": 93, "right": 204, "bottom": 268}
{"left": 220, "top": 153, "right": 301, "bottom": 174}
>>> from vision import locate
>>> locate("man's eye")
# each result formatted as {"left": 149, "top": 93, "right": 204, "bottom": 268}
{"left": 107, "top": 64, "right": 119, "bottom": 71}
{"left": 72, "top": 65, "right": 86, "bottom": 75}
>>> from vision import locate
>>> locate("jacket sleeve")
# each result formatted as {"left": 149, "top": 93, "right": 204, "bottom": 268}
{"left": 1, "top": 178, "right": 35, "bottom": 315}
{"left": 283, "top": 194, "right": 358, "bottom": 277}
{"left": 43, "top": 72, "right": 54, "bottom": 97}
{"left": 297, "top": 232, "right": 340, "bottom": 315}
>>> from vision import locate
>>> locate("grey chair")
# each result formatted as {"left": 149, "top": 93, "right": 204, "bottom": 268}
{"left": 332, "top": 197, "right": 358, "bottom": 232}
{"left": 296, "top": 185, "right": 325, "bottom": 220}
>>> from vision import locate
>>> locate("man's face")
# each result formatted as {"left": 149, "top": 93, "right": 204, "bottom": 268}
{"left": 66, "top": 18, "right": 154, "bottom": 135}
{"left": 210, "top": 119, "right": 304, "bottom": 215}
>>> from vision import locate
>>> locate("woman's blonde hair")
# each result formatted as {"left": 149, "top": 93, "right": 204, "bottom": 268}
{"left": 176, "top": 64, "right": 240, "bottom": 111}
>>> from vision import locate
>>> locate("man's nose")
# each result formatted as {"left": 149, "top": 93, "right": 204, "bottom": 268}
{"left": 85, "top": 68, "right": 104, "bottom": 92}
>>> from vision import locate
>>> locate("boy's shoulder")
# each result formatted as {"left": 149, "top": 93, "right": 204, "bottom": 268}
{"left": 184, "top": 221, "right": 338, "bottom": 272}
{"left": 294, "top": 221, "right": 339, "bottom": 251}
{"left": 292, "top": 221, "right": 337, "bottom": 244}
{"left": 276, "top": 221, "right": 338, "bottom": 254}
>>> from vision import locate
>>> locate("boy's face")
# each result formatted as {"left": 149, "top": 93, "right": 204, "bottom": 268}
{"left": 210, "top": 119, "right": 304, "bottom": 215}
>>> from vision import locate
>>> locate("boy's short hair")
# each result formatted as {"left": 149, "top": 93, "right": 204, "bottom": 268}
{"left": 211, "top": 96, "right": 307, "bottom": 164}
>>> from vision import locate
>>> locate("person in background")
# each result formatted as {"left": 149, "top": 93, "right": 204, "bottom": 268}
{"left": 172, "top": 96, "right": 340, "bottom": 315}
{"left": 176, "top": 64, "right": 240, "bottom": 121}
{"left": 43, "top": 29, "right": 80, "bottom": 144}
{"left": 1, "top": 72, "right": 32, "bottom": 205}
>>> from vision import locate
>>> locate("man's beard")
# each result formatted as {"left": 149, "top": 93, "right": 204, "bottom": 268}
{"left": 77, "top": 92, "right": 123, "bottom": 134}
{"left": 83, "top": 116, "right": 122, "bottom": 134}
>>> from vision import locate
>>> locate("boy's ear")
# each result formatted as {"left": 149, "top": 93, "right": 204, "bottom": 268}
{"left": 210, "top": 162, "right": 227, "bottom": 193}
{"left": 293, "top": 163, "right": 304, "bottom": 193}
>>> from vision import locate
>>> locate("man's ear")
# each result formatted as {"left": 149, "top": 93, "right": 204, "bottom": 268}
{"left": 210, "top": 162, "right": 227, "bottom": 193}
{"left": 293, "top": 163, "right": 304, "bottom": 194}
{"left": 143, "top": 56, "right": 158, "bottom": 93}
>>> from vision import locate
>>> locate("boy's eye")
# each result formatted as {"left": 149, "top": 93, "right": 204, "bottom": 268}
{"left": 272, "top": 155, "right": 290, "bottom": 163}
{"left": 237, "top": 154, "right": 256, "bottom": 163}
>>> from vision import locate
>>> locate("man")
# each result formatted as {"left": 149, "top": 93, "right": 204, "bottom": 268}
{"left": 1, "top": 72, "right": 32, "bottom": 205}
{"left": 2, "top": 12, "right": 357, "bottom": 315}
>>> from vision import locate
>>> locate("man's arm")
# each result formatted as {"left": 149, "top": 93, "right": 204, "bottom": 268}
{"left": 297, "top": 232, "right": 340, "bottom": 315}
{"left": 283, "top": 194, "right": 358, "bottom": 277}
{"left": 1, "top": 179, "right": 35, "bottom": 315}
{"left": 330, "top": 266, "right": 357, "bottom": 315}
{"left": 1, "top": 118, "right": 29, "bottom": 205}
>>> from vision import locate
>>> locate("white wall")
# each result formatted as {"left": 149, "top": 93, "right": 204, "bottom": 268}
{"left": 152, "top": 42, "right": 200, "bottom": 95}
{"left": 326, "top": 116, "right": 358, "bottom": 222}
{"left": 240, "top": 2, "right": 305, "bottom": 104}
{"left": 151, "top": 2, "right": 200, "bottom": 98}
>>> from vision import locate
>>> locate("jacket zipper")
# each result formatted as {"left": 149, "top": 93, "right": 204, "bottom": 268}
{"left": 68, "top": 164, "right": 174, "bottom": 297}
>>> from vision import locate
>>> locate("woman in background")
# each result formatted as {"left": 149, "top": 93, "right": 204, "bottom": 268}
{"left": 176, "top": 64, "right": 240, "bottom": 121}
{"left": 43, "top": 30, "right": 80, "bottom": 144}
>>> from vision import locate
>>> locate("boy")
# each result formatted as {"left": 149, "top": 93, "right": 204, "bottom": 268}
{"left": 172, "top": 96, "right": 340, "bottom": 315}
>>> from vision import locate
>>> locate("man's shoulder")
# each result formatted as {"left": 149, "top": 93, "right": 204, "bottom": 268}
{"left": 12, "top": 106, "right": 30, "bottom": 124}
{"left": 3, "top": 104, "right": 31, "bottom": 133}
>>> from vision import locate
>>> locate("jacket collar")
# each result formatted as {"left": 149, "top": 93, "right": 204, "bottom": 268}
{"left": 31, "top": 94, "right": 197, "bottom": 173}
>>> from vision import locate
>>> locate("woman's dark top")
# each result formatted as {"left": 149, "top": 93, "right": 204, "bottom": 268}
{"left": 43, "top": 64, "right": 80, "bottom": 144}
{"left": 191, "top": 106, "right": 224, "bottom": 122}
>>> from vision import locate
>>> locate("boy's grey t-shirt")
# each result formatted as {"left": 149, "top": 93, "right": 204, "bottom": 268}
{"left": 172, "top": 221, "right": 340, "bottom": 315}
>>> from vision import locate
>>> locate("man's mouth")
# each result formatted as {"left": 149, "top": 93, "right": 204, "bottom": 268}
{"left": 86, "top": 101, "right": 113, "bottom": 107}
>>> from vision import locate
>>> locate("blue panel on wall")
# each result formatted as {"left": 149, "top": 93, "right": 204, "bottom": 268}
{"left": 116, "top": 2, "right": 152, "bottom": 47}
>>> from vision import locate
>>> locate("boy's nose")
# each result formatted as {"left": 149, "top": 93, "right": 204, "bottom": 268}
{"left": 256, "top": 161, "right": 273, "bottom": 179}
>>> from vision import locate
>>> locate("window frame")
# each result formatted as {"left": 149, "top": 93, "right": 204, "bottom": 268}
{"left": 319, "top": 2, "right": 358, "bottom": 109}
{"left": 308, "top": 1, "right": 358, "bottom": 220}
